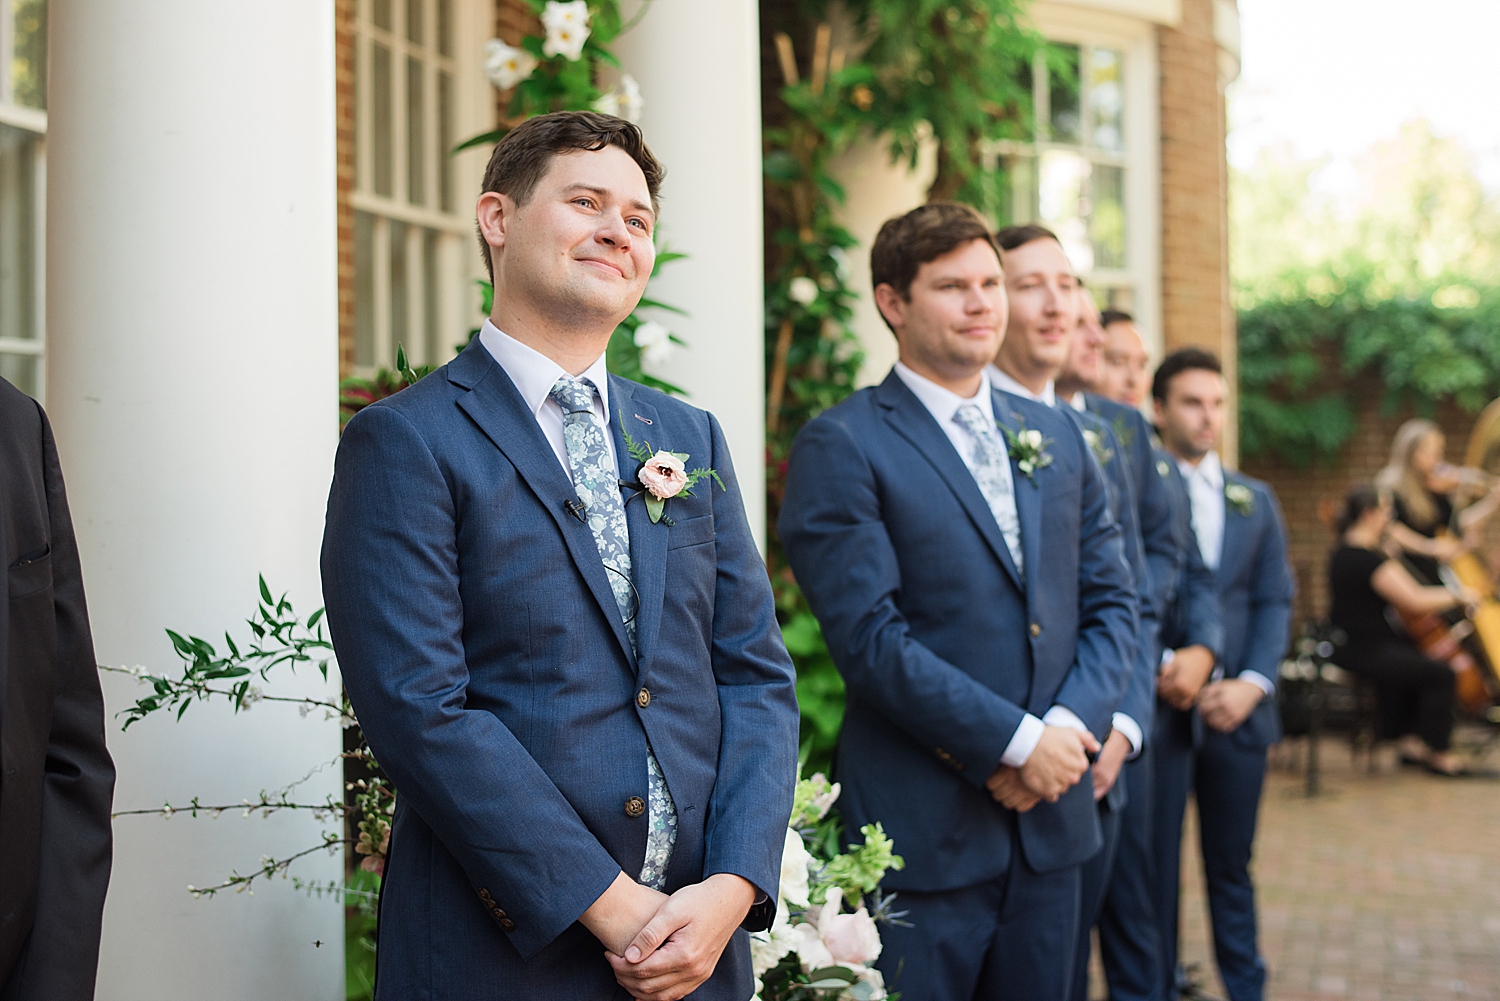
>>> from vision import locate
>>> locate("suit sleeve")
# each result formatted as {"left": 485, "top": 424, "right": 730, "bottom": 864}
{"left": 777, "top": 416, "right": 1030, "bottom": 788}
{"left": 1095, "top": 421, "right": 1157, "bottom": 747}
{"left": 1050, "top": 420, "right": 1138, "bottom": 738}
{"left": 1130, "top": 413, "right": 1178, "bottom": 625}
{"left": 321, "top": 405, "right": 621, "bottom": 960}
{"left": 700, "top": 414, "right": 800, "bottom": 931}
{"left": 5, "top": 406, "right": 116, "bottom": 1001}
{"left": 1229, "top": 486, "right": 1294, "bottom": 690}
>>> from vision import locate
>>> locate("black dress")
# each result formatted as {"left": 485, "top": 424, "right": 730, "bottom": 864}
{"left": 1393, "top": 490, "right": 1454, "bottom": 584}
{"left": 1328, "top": 544, "right": 1455, "bottom": 751}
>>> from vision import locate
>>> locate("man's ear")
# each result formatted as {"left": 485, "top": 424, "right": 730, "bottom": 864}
{"left": 873, "top": 283, "right": 906, "bottom": 335}
{"left": 476, "top": 191, "right": 514, "bottom": 256}
{"left": 1152, "top": 397, "right": 1167, "bottom": 428}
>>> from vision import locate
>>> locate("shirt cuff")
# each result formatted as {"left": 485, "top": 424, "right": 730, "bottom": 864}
{"left": 1000, "top": 713, "right": 1046, "bottom": 768}
{"left": 1041, "top": 704, "right": 1090, "bottom": 734}
{"left": 1238, "top": 670, "right": 1275, "bottom": 698}
{"left": 1159, "top": 648, "right": 1175, "bottom": 673}
{"left": 1111, "top": 712, "right": 1144, "bottom": 758}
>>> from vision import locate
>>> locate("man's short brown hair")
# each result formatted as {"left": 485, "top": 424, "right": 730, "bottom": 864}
{"left": 869, "top": 202, "right": 1000, "bottom": 333}
{"left": 994, "top": 223, "right": 1060, "bottom": 252}
{"left": 476, "top": 111, "right": 665, "bottom": 281}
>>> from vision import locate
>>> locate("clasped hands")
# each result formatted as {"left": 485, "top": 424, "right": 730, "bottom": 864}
{"left": 986, "top": 724, "right": 1101, "bottom": 813}
{"left": 580, "top": 870, "right": 755, "bottom": 1001}
{"left": 1158, "top": 644, "right": 1262, "bottom": 733}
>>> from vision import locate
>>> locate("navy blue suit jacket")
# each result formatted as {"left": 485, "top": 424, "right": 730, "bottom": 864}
{"left": 777, "top": 372, "right": 1135, "bottom": 891}
{"left": 1156, "top": 450, "right": 1224, "bottom": 661}
{"left": 1212, "top": 469, "right": 1295, "bottom": 749}
{"left": 1056, "top": 404, "right": 1150, "bottom": 786}
{"left": 321, "top": 339, "right": 800, "bottom": 1000}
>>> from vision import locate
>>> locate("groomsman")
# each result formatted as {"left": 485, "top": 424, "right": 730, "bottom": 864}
{"left": 985, "top": 229, "right": 1160, "bottom": 1001}
{"left": 322, "top": 112, "right": 799, "bottom": 1001}
{"left": 1064, "top": 295, "right": 1182, "bottom": 1001}
{"left": 1151, "top": 348, "right": 1293, "bottom": 1001}
{"left": 779, "top": 203, "right": 1135, "bottom": 1000}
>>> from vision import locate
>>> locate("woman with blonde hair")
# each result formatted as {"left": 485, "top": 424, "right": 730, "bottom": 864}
{"left": 1376, "top": 418, "right": 1500, "bottom": 583}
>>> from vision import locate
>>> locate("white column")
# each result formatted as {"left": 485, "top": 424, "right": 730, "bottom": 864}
{"left": 46, "top": 4, "right": 343, "bottom": 999}
{"left": 827, "top": 135, "right": 937, "bottom": 387}
{"left": 613, "top": 0, "right": 767, "bottom": 549}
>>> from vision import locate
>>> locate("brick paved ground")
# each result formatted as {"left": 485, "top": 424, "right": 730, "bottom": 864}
{"left": 1091, "top": 727, "right": 1500, "bottom": 1000}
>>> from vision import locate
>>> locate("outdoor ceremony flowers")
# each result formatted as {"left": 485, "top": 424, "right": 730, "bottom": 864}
{"left": 483, "top": 38, "right": 538, "bottom": 91}
{"left": 593, "top": 73, "right": 644, "bottom": 124}
{"left": 633, "top": 318, "right": 674, "bottom": 365}
{"left": 541, "top": 0, "right": 591, "bottom": 61}
{"left": 751, "top": 772, "right": 904, "bottom": 1001}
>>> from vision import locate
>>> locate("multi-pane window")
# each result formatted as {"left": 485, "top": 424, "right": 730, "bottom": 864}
{"left": 993, "top": 43, "right": 1132, "bottom": 309}
{"left": 0, "top": 0, "right": 46, "bottom": 399}
{"left": 354, "top": 0, "right": 476, "bottom": 372}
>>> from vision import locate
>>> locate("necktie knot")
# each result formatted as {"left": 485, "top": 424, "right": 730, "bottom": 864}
{"left": 953, "top": 403, "right": 992, "bottom": 438}
{"left": 549, "top": 375, "right": 597, "bottom": 416}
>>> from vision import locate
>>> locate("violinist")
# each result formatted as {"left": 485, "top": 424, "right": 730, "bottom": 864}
{"left": 1376, "top": 418, "right": 1500, "bottom": 583}
{"left": 1328, "top": 484, "right": 1478, "bottom": 776}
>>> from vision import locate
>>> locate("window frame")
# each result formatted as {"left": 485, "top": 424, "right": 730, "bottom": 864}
{"left": 352, "top": 0, "right": 494, "bottom": 374}
{"left": 989, "top": 4, "right": 1162, "bottom": 359}
{"left": 0, "top": 2, "right": 47, "bottom": 401}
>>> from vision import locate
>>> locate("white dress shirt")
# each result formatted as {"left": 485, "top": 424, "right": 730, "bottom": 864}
{"left": 1175, "top": 450, "right": 1274, "bottom": 698}
{"left": 992, "top": 367, "right": 1143, "bottom": 753}
{"left": 987, "top": 365, "right": 1057, "bottom": 407}
{"left": 479, "top": 319, "right": 619, "bottom": 479}
{"left": 895, "top": 363, "right": 1103, "bottom": 766}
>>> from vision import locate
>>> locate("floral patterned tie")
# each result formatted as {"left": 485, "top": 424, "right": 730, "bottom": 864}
{"left": 548, "top": 375, "right": 677, "bottom": 890}
{"left": 952, "top": 403, "right": 1025, "bottom": 578}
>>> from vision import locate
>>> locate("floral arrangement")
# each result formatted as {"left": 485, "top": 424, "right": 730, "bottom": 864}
{"left": 1225, "top": 481, "right": 1256, "bottom": 516}
{"left": 1002, "top": 422, "right": 1054, "bottom": 482}
{"left": 752, "top": 773, "right": 905, "bottom": 1001}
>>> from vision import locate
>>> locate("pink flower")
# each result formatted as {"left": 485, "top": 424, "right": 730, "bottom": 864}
{"left": 817, "top": 887, "right": 883, "bottom": 966}
{"left": 639, "top": 451, "right": 688, "bottom": 500}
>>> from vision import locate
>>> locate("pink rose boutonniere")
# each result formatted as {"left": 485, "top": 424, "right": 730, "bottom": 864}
{"left": 620, "top": 412, "right": 725, "bottom": 524}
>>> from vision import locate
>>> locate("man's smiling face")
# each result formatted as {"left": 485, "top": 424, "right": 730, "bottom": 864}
{"left": 493, "top": 144, "right": 656, "bottom": 329}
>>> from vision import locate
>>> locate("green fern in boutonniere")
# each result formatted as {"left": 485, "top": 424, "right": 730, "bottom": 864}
{"left": 1110, "top": 413, "right": 1135, "bottom": 450}
{"left": 619, "top": 412, "right": 725, "bottom": 524}
{"left": 1083, "top": 428, "right": 1114, "bottom": 467}
{"left": 1225, "top": 481, "right": 1256, "bottom": 516}
{"left": 1000, "top": 417, "right": 1054, "bottom": 484}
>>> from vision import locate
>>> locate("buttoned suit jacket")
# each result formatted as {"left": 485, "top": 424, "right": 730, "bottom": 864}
{"left": 777, "top": 371, "right": 1135, "bottom": 891}
{"left": 1210, "top": 469, "right": 1294, "bottom": 749}
{"left": 321, "top": 339, "right": 800, "bottom": 1000}
{"left": 0, "top": 379, "right": 115, "bottom": 1001}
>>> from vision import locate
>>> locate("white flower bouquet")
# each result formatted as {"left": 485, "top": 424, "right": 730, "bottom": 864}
{"left": 752, "top": 773, "right": 906, "bottom": 1000}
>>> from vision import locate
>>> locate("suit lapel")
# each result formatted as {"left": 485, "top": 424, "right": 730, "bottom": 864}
{"left": 609, "top": 377, "right": 667, "bottom": 677}
{"left": 876, "top": 374, "right": 1024, "bottom": 592}
{"left": 994, "top": 401, "right": 1043, "bottom": 595}
{"left": 1218, "top": 472, "right": 1251, "bottom": 586}
{"left": 449, "top": 342, "right": 637, "bottom": 671}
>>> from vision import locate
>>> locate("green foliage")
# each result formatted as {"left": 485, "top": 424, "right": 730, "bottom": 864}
{"left": 818, "top": 823, "right": 905, "bottom": 905}
{"left": 1238, "top": 265, "right": 1500, "bottom": 465}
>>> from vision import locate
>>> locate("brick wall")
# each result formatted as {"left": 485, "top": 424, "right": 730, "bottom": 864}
{"left": 1158, "top": 0, "right": 1237, "bottom": 459}
{"left": 336, "top": 0, "right": 355, "bottom": 377}
{"left": 1240, "top": 377, "right": 1479, "bottom": 629}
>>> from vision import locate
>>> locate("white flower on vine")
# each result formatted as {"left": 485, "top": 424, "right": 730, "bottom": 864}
{"left": 541, "top": 0, "right": 591, "bottom": 61}
{"left": 483, "top": 38, "right": 538, "bottom": 91}
{"left": 595, "top": 74, "right": 645, "bottom": 123}
{"left": 634, "top": 320, "right": 674, "bottom": 366}
{"left": 789, "top": 275, "right": 820, "bottom": 306}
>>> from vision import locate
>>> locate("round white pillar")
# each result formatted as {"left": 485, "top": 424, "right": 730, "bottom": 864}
{"left": 46, "top": 4, "right": 343, "bottom": 999}
{"left": 827, "top": 135, "right": 937, "bottom": 388}
{"left": 613, "top": 0, "right": 767, "bottom": 549}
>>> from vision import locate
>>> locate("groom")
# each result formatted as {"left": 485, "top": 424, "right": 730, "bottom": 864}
{"left": 322, "top": 111, "right": 799, "bottom": 1001}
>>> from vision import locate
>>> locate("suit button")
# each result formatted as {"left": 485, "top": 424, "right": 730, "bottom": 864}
{"left": 500, "top": 917, "right": 516, "bottom": 932}
{"left": 1030, "top": 623, "right": 1042, "bottom": 637}
{"left": 624, "top": 796, "right": 646, "bottom": 818}
{"left": 637, "top": 688, "right": 651, "bottom": 708}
